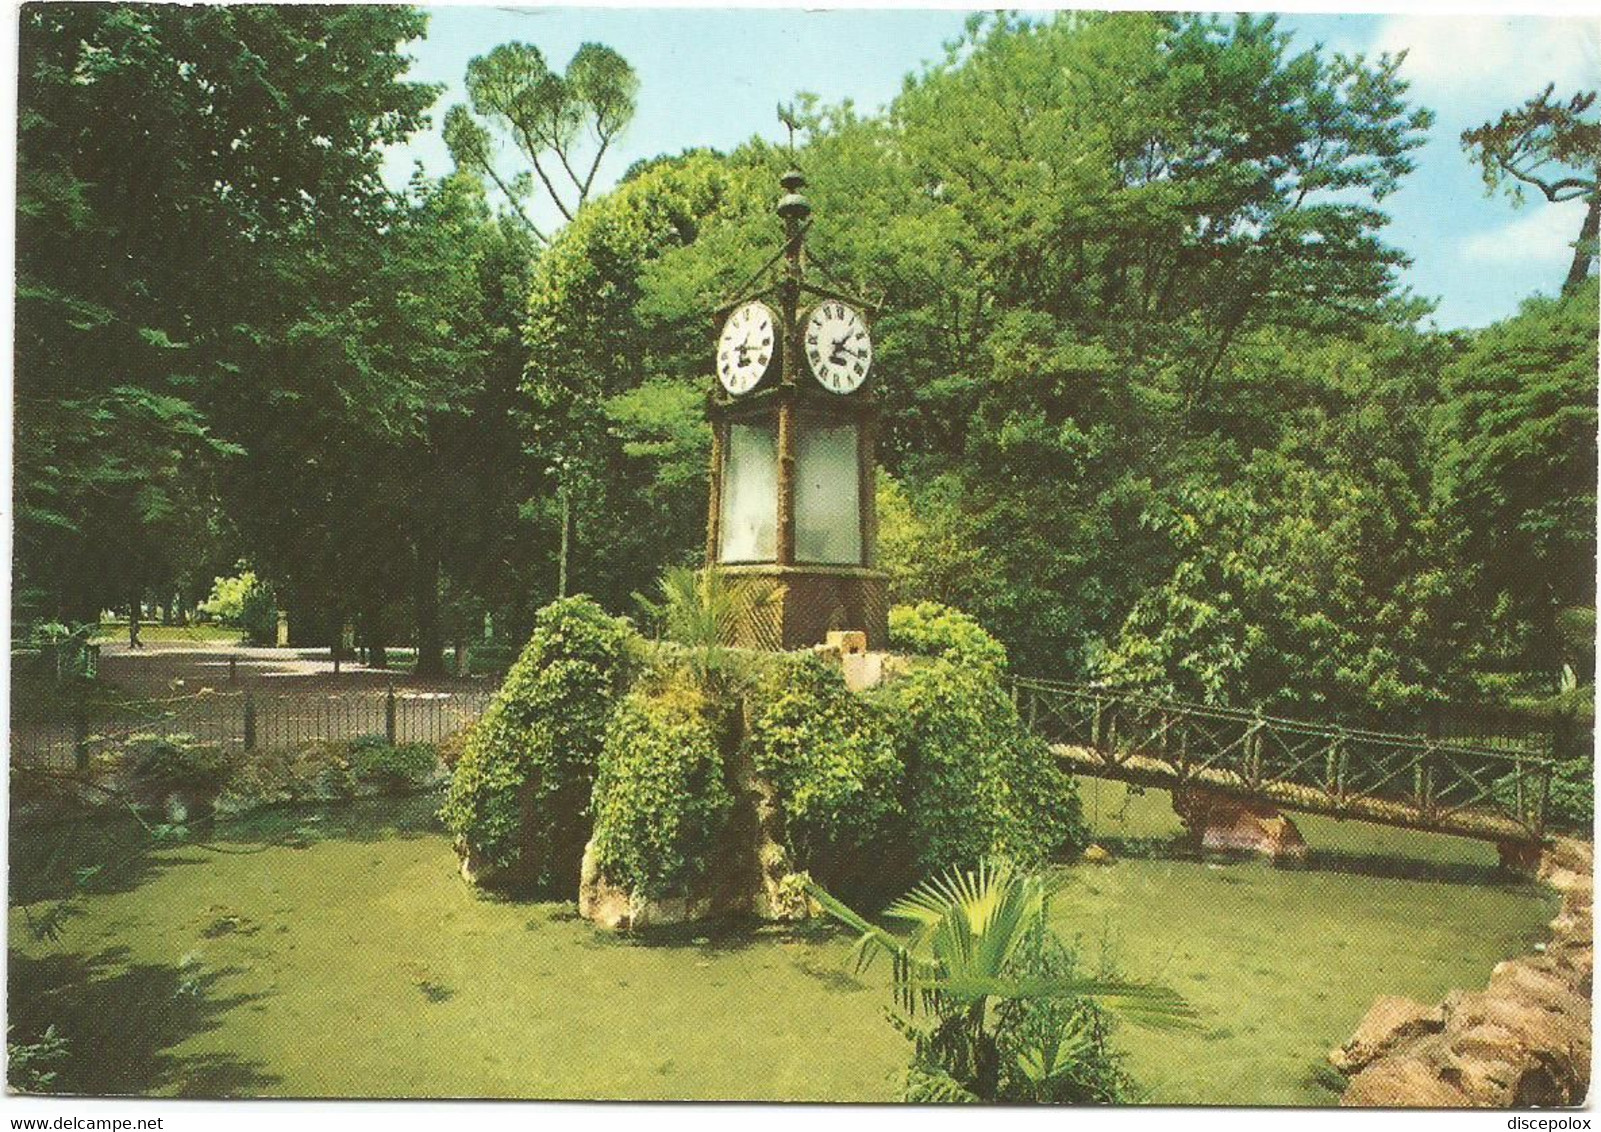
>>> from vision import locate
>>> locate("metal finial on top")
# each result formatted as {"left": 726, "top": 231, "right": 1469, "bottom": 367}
{"left": 777, "top": 168, "right": 810, "bottom": 223}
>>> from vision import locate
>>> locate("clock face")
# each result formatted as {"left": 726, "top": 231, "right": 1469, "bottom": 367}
{"left": 803, "top": 301, "right": 872, "bottom": 394}
{"left": 716, "top": 301, "right": 776, "bottom": 395}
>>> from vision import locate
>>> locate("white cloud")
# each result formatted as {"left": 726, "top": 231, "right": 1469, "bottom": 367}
{"left": 1372, "top": 15, "right": 1599, "bottom": 109}
{"left": 1460, "top": 197, "right": 1591, "bottom": 265}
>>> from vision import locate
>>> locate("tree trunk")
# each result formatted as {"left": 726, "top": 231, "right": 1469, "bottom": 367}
{"left": 414, "top": 538, "right": 445, "bottom": 678}
{"left": 330, "top": 604, "right": 344, "bottom": 676}
{"left": 1562, "top": 193, "right": 1599, "bottom": 296}
{"left": 364, "top": 603, "right": 389, "bottom": 671}
{"left": 127, "top": 587, "right": 142, "bottom": 648}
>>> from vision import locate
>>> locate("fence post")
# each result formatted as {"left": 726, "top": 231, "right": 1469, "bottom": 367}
{"left": 73, "top": 701, "right": 88, "bottom": 772}
{"left": 243, "top": 691, "right": 257, "bottom": 752}
{"left": 229, "top": 655, "right": 238, "bottom": 685}
{"left": 386, "top": 684, "right": 398, "bottom": 745}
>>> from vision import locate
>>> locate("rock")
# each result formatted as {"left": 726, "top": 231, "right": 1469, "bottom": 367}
{"left": 1541, "top": 837, "right": 1593, "bottom": 884}
{"left": 1172, "top": 788, "right": 1309, "bottom": 863}
{"left": 1341, "top": 1055, "right": 1475, "bottom": 1108}
{"left": 1335, "top": 833, "right": 1593, "bottom": 1108}
{"left": 1331, "top": 996, "right": 1444, "bottom": 1074}
{"left": 578, "top": 744, "right": 808, "bottom": 931}
{"left": 1487, "top": 958, "right": 1589, "bottom": 1021}
{"left": 840, "top": 651, "right": 885, "bottom": 691}
{"left": 577, "top": 839, "right": 634, "bottom": 930}
{"left": 1444, "top": 1023, "right": 1571, "bottom": 1107}
{"left": 1081, "top": 843, "right": 1113, "bottom": 866}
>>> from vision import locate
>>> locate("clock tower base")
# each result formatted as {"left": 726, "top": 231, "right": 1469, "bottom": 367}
{"left": 717, "top": 564, "right": 889, "bottom": 652}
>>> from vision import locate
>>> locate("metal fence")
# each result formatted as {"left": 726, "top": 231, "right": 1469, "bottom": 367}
{"left": 1012, "top": 676, "right": 1557, "bottom": 841}
{"left": 11, "top": 686, "right": 496, "bottom": 770}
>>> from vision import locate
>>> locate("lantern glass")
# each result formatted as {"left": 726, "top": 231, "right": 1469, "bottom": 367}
{"left": 796, "top": 420, "right": 861, "bottom": 564}
{"left": 718, "top": 420, "right": 778, "bottom": 562}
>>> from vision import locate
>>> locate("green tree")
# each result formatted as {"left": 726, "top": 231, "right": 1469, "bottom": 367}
{"left": 15, "top": 4, "right": 436, "bottom": 625}
{"left": 1434, "top": 282, "right": 1599, "bottom": 686}
{"left": 444, "top": 40, "right": 639, "bottom": 240}
{"left": 217, "top": 171, "right": 535, "bottom": 672}
{"left": 518, "top": 150, "right": 769, "bottom": 608}
{"left": 1462, "top": 86, "right": 1599, "bottom": 295}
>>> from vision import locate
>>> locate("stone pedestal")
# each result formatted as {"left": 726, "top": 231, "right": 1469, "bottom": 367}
{"left": 1172, "top": 786, "right": 1308, "bottom": 863}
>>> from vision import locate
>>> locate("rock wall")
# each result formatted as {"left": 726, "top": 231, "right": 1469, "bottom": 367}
{"left": 1332, "top": 837, "right": 1593, "bottom": 1107}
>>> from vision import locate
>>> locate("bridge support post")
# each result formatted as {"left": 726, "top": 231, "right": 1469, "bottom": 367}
{"left": 1172, "top": 787, "right": 1308, "bottom": 864}
{"left": 1496, "top": 840, "right": 1543, "bottom": 878}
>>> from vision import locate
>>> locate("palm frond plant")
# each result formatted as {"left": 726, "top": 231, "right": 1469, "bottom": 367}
{"left": 807, "top": 858, "right": 1199, "bottom": 1102}
{"left": 633, "top": 565, "right": 782, "bottom": 693}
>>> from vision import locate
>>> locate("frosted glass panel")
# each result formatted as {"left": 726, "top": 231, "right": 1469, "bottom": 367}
{"left": 796, "top": 422, "right": 861, "bottom": 564}
{"left": 718, "top": 422, "right": 778, "bottom": 562}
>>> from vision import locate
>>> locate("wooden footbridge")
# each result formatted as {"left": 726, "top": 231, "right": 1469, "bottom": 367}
{"left": 1010, "top": 677, "right": 1557, "bottom": 848}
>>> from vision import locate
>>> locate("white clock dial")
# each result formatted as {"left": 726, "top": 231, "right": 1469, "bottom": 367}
{"left": 716, "top": 301, "right": 777, "bottom": 395}
{"left": 803, "top": 301, "right": 872, "bottom": 394}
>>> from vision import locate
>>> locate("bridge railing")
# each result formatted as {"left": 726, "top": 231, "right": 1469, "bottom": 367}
{"left": 1011, "top": 677, "right": 1555, "bottom": 839}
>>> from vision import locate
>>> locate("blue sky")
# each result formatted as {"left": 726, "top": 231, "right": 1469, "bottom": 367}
{"left": 381, "top": 6, "right": 1600, "bottom": 329}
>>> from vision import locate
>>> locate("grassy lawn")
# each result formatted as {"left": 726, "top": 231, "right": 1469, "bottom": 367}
{"left": 7, "top": 787, "right": 1555, "bottom": 1102}
{"left": 93, "top": 623, "right": 244, "bottom": 645}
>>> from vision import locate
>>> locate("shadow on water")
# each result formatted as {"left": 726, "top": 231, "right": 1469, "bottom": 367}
{"left": 10, "top": 793, "right": 446, "bottom": 907}
{"left": 7, "top": 946, "right": 278, "bottom": 1096}
{"left": 1298, "top": 847, "right": 1528, "bottom": 889}
{"left": 9, "top": 808, "right": 204, "bottom": 906}
{"left": 1090, "top": 832, "right": 1530, "bottom": 889}
{"left": 207, "top": 792, "right": 445, "bottom": 849}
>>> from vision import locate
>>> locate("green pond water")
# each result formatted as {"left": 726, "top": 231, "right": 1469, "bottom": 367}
{"left": 9, "top": 783, "right": 1555, "bottom": 1103}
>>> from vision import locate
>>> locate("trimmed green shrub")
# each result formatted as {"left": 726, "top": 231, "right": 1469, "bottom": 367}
{"left": 875, "top": 658, "right": 1084, "bottom": 873}
{"left": 589, "top": 677, "right": 735, "bottom": 899}
{"left": 439, "top": 596, "right": 638, "bottom": 891}
{"left": 889, "top": 602, "right": 1008, "bottom": 671}
{"left": 746, "top": 653, "right": 904, "bottom": 895}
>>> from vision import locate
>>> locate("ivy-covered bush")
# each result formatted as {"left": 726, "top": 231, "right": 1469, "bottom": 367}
{"left": 889, "top": 602, "right": 1009, "bottom": 671}
{"left": 439, "top": 596, "right": 638, "bottom": 891}
{"left": 746, "top": 653, "right": 903, "bottom": 895}
{"left": 874, "top": 658, "right": 1084, "bottom": 874}
{"left": 588, "top": 677, "right": 735, "bottom": 900}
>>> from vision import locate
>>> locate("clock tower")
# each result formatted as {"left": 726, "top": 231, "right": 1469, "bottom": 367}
{"left": 704, "top": 165, "right": 889, "bottom": 651}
